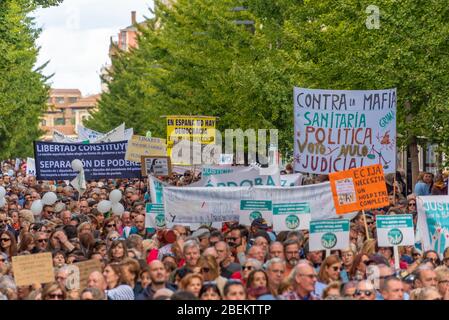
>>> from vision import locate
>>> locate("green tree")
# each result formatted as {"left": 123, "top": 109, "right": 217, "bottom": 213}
{"left": 0, "top": 0, "right": 59, "bottom": 159}
{"left": 87, "top": 0, "right": 293, "bottom": 155}
{"left": 274, "top": 0, "right": 449, "bottom": 184}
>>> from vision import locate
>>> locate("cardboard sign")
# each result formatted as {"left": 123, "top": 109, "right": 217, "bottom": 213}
{"left": 12, "top": 252, "right": 54, "bottom": 286}
{"left": 145, "top": 203, "right": 166, "bottom": 229}
{"left": 309, "top": 220, "right": 350, "bottom": 251}
{"left": 73, "top": 259, "right": 102, "bottom": 291}
{"left": 125, "top": 135, "right": 167, "bottom": 163}
{"left": 141, "top": 156, "right": 171, "bottom": 177}
{"left": 239, "top": 200, "right": 272, "bottom": 226}
{"left": 272, "top": 203, "right": 311, "bottom": 232}
{"left": 376, "top": 215, "right": 415, "bottom": 247}
{"left": 329, "top": 164, "right": 389, "bottom": 214}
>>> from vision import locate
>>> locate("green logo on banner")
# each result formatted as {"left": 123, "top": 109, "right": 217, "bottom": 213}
{"left": 249, "top": 211, "right": 263, "bottom": 222}
{"left": 155, "top": 214, "right": 166, "bottom": 228}
{"left": 285, "top": 215, "right": 300, "bottom": 230}
{"left": 388, "top": 228, "right": 403, "bottom": 245}
{"left": 321, "top": 232, "right": 337, "bottom": 249}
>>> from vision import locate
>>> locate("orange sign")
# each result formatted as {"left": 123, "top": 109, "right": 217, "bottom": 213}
{"left": 329, "top": 164, "right": 389, "bottom": 214}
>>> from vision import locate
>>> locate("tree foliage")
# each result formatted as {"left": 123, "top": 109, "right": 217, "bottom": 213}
{"left": 88, "top": 0, "right": 449, "bottom": 166}
{"left": 0, "top": 0, "right": 57, "bottom": 159}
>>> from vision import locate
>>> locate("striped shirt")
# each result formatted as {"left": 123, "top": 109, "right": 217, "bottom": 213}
{"left": 105, "top": 285, "right": 135, "bottom": 300}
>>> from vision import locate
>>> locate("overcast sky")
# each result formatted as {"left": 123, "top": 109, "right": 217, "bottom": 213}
{"left": 33, "top": 0, "right": 154, "bottom": 96}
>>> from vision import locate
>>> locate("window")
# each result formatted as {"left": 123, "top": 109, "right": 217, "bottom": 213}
{"left": 121, "top": 31, "right": 127, "bottom": 50}
{"left": 41, "top": 119, "right": 47, "bottom": 126}
{"left": 68, "top": 97, "right": 78, "bottom": 103}
{"left": 55, "top": 97, "right": 65, "bottom": 104}
{"left": 54, "top": 118, "right": 66, "bottom": 125}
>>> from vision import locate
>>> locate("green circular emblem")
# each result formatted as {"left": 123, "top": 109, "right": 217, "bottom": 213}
{"left": 249, "top": 211, "right": 263, "bottom": 222}
{"left": 321, "top": 232, "right": 338, "bottom": 249}
{"left": 388, "top": 228, "right": 403, "bottom": 245}
{"left": 285, "top": 215, "right": 300, "bottom": 230}
{"left": 155, "top": 214, "right": 166, "bottom": 228}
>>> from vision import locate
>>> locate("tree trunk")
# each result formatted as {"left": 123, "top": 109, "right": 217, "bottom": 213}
{"left": 409, "top": 135, "right": 420, "bottom": 189}
{"left": 405, "top": 100, "right": 420, "bottom": 189}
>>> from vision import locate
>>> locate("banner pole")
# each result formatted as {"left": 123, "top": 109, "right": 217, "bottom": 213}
{"left": 362, "top": 209, "right": 371, "bottom": 240}
{"left": 393, "top": 245, "right": 400, "bottom": 271}
{"left": 393, "top": 176, "right": 397, "bottom": 206}
{"left": 326, "top": 249, "right": 331, "bottom": 258}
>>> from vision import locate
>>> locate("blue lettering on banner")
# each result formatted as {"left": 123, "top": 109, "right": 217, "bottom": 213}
{"left": 33, "top": 141, "right": 141, "bottom": 180}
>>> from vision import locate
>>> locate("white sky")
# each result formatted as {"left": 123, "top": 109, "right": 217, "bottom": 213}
{"left": 33, "top": 0, "right": 154, "bottom": 96}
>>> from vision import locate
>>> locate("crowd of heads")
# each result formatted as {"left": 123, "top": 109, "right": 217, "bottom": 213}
{"left": 0, "top": 159, "right": 448, "bottom": 300}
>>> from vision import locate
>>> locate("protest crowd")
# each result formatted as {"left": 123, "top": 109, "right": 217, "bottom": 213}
{"left": 0, "top": 157, "right": 448, "bottom": 301}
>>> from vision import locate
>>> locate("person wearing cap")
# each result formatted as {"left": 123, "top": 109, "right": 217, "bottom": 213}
{"left": 192, "top": 228, "right": 210, "bottom": 252}
{"left": 250, "top": 218, "right": 276, "bottom": 242}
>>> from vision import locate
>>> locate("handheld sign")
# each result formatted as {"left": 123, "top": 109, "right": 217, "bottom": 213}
{"left": 376, "top": 214, "right": 415, "bottom": 247}
{"left": 146, "top": 203, "right": 166, "bottom": 229}
{"left": 329, "top": 164, "right": 389, "bottom": 214}
{"left": 239, "top": 200, "right": 272, "bottom": 226}
{"left": 125, "top": 135, "right": 166, "bottom": 163}
{"left": 272, "top": 203, "right": 311, "bottom": 232}
{"left": 141, "top": 156, "right": 171, "bottom": 177}
{"left": 309, "top": 220, "right": 350, "bottom": 251}
{"left": 417, "top": 196, "right": 449, "bottom": 256}
{"left": 12, "top": 252, "right": 54, "bottom": 286}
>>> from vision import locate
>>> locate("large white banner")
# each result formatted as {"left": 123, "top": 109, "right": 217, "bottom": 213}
{"left": 53, "top": 130, "right": 79, "bottom": 143}
{"left": 77, "top": 125, "right": 102, "bottom": 142}
{"left": 417, "top": 196, "right": 449, "bottom": 257}
{"left": 294, "top": 87, "right": 396, "bottom": 174}
{"left": 163, "top": 182, "right": 356, "bottom": 225}
{"left": 193, "top": 165, "right": 281, "bottom": 187}
{"left": 92, "top": 123, "right": 125, "bottom": 143}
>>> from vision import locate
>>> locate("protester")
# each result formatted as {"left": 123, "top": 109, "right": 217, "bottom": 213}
{"left": 0, "top": 158, "right": 447, "bottom": 301}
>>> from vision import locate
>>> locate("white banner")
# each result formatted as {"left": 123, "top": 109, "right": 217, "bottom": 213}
{"left": 77, "top": 125, "right": 102, "bottom": 142}
{"left": 294, "top": 87, "right": 396, "bottom": 174}
{"left": 195, "top": 165, "right": 280, "bottom": 187}
{"left": 149, "top": 176, "right": 169, "bottom": 204}
{"left": 53, "top": 130, "right": 79, "bottom": 143}
{"left": 92, "top": 123, "right": 125, "bottom": 143}
{"left": 26, "top": 157, "right": 36, "bottom": 176}
{"left": 163, "top": 182, "right": 356, "bottom": 225}
{"left": 417, "top": 196, "right": 449, "bottom": 257}
{"left": 280, "top": 173, "right": 303, "bottom": 187}
{"left": 124, "top": 128, "right": 134, "bottom": 141}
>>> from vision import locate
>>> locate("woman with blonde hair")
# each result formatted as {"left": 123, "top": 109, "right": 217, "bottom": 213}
{"left": 198, "top": 255, "right": 227, "bottom": 296}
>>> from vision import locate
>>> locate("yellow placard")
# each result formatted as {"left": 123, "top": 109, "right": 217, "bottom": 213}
{"left": 125, "top": 135, "right": 167, "bottom": 163}
{"left": 166, "top": 116, "right": 217, "bottom": 165}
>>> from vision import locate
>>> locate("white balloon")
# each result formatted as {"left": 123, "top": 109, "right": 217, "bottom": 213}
{"left": 97, "top": 200, "right": 112, "bottom": 214}
{"left": 42, "top": 192, "right": 58, "bottom": 205}
{"left": 111, "top": 202, "right": 125, "bottom": 216}
{"left": 71, "top": 159, "right": 84, "bottom": 172}
{"left": 0, "top": 187, "right": 5, "bottom": 198}
{"left": 0, "top": 198, "right": 6, "bottom": 208}
{"left": 31, "top": 200, "right": 43, "bottom": 215}
{"left": 109, "top": 189, "right": 122, "bottom": 203}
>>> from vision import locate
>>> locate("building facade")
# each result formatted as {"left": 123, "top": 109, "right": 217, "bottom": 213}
{"left": 40, "top": 89, "right": 100, "bottom": 140}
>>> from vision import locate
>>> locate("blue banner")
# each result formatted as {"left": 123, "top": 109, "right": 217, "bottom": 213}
{"left": 34, "top": 141, "right": 141, "bottom": 180}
